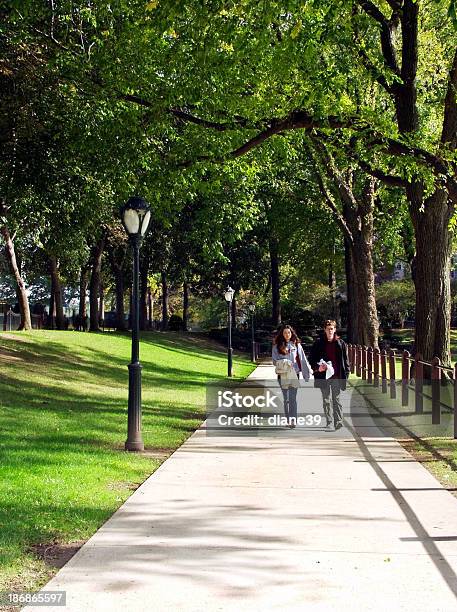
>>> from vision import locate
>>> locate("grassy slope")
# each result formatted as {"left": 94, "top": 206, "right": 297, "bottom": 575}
{"left": 0, "top": 330, "right": 255, "bottom": 591}
{"left": 380, "top": 328, "right": 457, "bottom": 358}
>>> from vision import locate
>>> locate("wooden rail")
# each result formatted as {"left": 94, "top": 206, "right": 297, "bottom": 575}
{"left": 347, "top": 344, "right": 457, "bottom": 439}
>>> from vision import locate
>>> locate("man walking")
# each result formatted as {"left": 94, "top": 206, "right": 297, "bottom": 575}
{"left": 309, "top": 320, "right": 350, "bottom": 430}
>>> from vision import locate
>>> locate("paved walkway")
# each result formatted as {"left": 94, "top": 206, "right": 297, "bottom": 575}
{"left": 26, "top": 364, "right": 457, "bottom": 611}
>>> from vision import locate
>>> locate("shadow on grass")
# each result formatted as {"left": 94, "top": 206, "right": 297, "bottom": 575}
{"left": 0, "top": 330, "right": 254, "bottom": 588}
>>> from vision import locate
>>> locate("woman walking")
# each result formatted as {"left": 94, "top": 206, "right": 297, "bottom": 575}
{"left": 272, "top": 324, "right": 312, "bottom": 428}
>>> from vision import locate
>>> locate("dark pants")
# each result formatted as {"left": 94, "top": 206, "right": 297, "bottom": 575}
{"left": 281, "top": 387, "right": 298, "bottom": 420}
{"left": 320, "top": 379, "right": 343, "bottom": 426}
{"left": 279, "top": 373, "right": 299, "bottom": 420}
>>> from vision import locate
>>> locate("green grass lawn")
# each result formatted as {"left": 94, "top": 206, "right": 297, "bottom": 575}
{"left": 0, "top": 330, "right": 255, "bottom": 592}
{"left": 400, "top": 438, "right": 457, "bottom": 496}
{"left": 380, "top": 328, "right": 457, "bottom": 359}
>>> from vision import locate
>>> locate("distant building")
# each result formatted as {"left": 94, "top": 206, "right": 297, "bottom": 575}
{"left": 392, "top": 261, "right": 406, "bottom": 280}
{"left": 451, "top": 254, "right": 457, "bottom": 280}
{"left": 375, "top": 260, "right": 410, "bottom": 283}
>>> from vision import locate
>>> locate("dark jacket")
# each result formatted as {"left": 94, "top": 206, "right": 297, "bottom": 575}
{"left": 309, "top": 335, "right": 350, "bottom": 390}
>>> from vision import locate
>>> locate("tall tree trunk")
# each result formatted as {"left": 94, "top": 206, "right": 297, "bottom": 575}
{"left": 114, "top": 267, "right": 126, "bottom": 331}
{"left": 344, "top": 237, "right": 357, "bottom": 343}
{"left": 328, "top": 254, "right": 339, "bottom": 324}
{"left": 147, "top": 286, "right": 153, "bottom": 329}
{"left": 348, "top": 179, "right": 379, "bottom": 348}
{"left": 183, "top": 281, "right": 189, "bottom": 331}
{"left": 410, "top": 189, "right": 452, "bottom": 364}
{"left": 313, "top": 144, "right": 379, "bottom": 348}
{"left": 161, "top": 271, "right": 168, "bottom": 331}
{"left": 139, "top": 253, "right": 149, "bottom": 331}
{"left": 269, "top": 237, "right": 281, "bottom": 326}
{"left": 49, "top": 255, "right": 65, "bottom": 330}
{"left": 89, "top": 235, "right": 105, "bottom": 332}
{"left": 0, "top": 224, "right": 32, "bottom": 330}
{"left": 107, "top": 243, "right": 127, "bottom": 332}
{"left": 49, "top": 290, "right": 55, "bottom": 329}
{"left": 360, "top": 0, "right": 455, "bottom": 363}
{"left": 98, "top": 281, "right": 105, "bottom": 324}
{"left": 349, "top": 239, "right": 379, "bottom": 347}
{"left": 79, "top": 266, "right": 89, "bottom": 320}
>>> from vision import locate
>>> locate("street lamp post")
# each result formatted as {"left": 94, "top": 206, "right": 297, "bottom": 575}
{"left": 224, "top": 286, "right": 235, "bottom": 377}
{"left": 248, "top": 302, "right": 256, "bottom": 363}
{"left": 120, "top": 196, "right": 151, "bottom": 451}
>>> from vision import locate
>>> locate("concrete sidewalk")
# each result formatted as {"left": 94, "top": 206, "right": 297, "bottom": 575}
{"left": 26, "top": 364, "right": 457, "bottom": 611}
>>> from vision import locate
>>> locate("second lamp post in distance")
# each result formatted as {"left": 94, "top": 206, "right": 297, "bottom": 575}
{"left": 248, "top": 302, "right": 256, "bottom": 363}
{"left": 224, "top": 286, "right": 234, "bottom": 377}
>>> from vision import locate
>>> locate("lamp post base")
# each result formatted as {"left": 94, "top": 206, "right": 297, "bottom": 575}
{"left": 125, "top": 361, "right": 144, "bottom": 452}
{"left": 251, "top": 341, "right": 256, "bottom": 363}
{"left": 125, "top": 440, "right": 145, "bottom": 452}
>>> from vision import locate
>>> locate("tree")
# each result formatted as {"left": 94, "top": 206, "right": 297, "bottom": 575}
{"left": 376, "top": 280, "right": 415, "bottom": 329}
{"left": 309, "top": 139, "right": 380, "bottom": 346}
{"left": 106, "top": 225, "right": 129, "bottom": 331}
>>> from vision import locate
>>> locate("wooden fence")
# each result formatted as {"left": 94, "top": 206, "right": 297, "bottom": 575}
{"left": 347, "top": 344, "right": 457, "bottom": 439}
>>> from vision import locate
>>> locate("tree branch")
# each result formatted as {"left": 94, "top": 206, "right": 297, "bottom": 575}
{"left": 119, "top": 94, "right": 263, "bottom": 131}
{"left": 169, "top": 108, "right": 258, "bottom": 131}
{"left": 357, "top": 0, "right": 400, "bottom": 76}
{"left": 310, "top": 137, "right": 360, "bottom": 211}
{"left": 385, "top": 0, "right": 402, "bottom": 11}
{"left": 305, "top": 141, "right": 354, "bottom": 243}
{"left": 176, "top": 107, "right": 456, "bottom": 190}
{"left": 353, "top": 35, "right": 393, "bottom": 94}
{"left": 356, "top": 159, "right": 408, "bottom": 188}
{"left": 312, "top": 129, "right": 409, "bottom": 188}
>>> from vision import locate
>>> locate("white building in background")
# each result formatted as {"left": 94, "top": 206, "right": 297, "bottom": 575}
{"left": 451, "top": 254, "right": 457, "bottom": 280}
{"left": 392, "top": 255, "right": 457, "bottom": 281}
{"left": 392, "top": 261, "right": 407, "bottom": 280}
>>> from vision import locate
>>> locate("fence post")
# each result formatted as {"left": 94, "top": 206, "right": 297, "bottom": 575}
{"left": 381, "top": 349, "right": 387, "bottom": 393}
{"left": 373, "top": 348, "right": 380, "bottom": 387}
{"left": 432, "top": 357, "right": 441, "bottom": 424}
{"left": 350, "top": 344, "right": 355, "bottom": 374}
{"left": 367, "top": 347, "right": 373, "bottom": 383}
{"left": 356, "top": 345, "right": 362, "bottom": 378}
{"left": 454, "top": 363, "right": 457, "bottom": 439}
{"left": 362, "top": 346, "right": 367, "bottom": 381}
{"left": 402, "top": 350, "right": 410, "bottom": 407}
{"left": 414, "top": 353, "right": 423, "bottom": 414}
{"left": 389, "top": 349, "right": 396, "bottom": 399}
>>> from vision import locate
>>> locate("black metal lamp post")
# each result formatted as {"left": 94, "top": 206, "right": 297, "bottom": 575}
{"left": 248, "top": 302, "right": 256, "bottom": 362}
{"left": 120, "top": 196, "right": 151, "bottom": 451}
{"left": 224, "top": 286, "right": 235, "bottom": 377}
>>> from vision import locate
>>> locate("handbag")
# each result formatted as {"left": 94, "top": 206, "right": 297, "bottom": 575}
{"left": 275, "top": 359, "right": 292, "bottom": 375}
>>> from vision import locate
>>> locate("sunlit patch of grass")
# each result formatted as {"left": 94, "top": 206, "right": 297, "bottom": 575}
{"left": 0, "top": 330, "right": 255, "bottom": 591}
